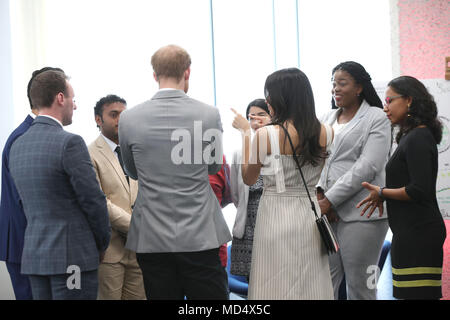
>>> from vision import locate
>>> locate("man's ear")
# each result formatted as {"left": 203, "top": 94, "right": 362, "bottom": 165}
{"left": 153, "top": 72, "right": 158, "bottom": 82}
{"left": 95, "top": 114, "right": 103, "bottom": 129}
{"left": 55, "top": 92, "right": 65, "bottom": 106}
{"left": 184, "top": 67, "right": 191, "bottom": 81}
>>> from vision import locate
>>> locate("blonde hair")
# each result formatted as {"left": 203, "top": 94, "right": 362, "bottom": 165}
{"left": 151, "top": 45, "right": 191, "bottom": 81}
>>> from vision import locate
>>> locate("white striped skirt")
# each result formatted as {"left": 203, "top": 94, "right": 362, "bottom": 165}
{"left": 248, "top": 188, "right": 334, "bottom": 300}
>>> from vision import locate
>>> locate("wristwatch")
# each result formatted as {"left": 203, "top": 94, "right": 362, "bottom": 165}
{"left": 378, "top": 187, "right": 386, "bottom": 201}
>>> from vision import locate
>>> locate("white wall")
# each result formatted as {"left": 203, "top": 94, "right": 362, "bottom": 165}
{"left": 8, "top": 0, "right": 393, "bottom": 157}
{"left": 298, "top": 0, "right": 393, "bottom": 115}
{"left": 0, "top": 0, "right": 18, "bottom": 300}
{"left": 0, "top": 0, "right": 14, "bottom": 164}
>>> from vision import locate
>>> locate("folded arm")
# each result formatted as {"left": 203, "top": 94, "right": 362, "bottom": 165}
{"left": 90, "top": 157, "right": 131, "bottom": 236}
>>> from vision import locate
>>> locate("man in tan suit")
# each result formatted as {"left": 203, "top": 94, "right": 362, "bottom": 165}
{"left": 88, "top": 94, "right": 145, "bottom": 300}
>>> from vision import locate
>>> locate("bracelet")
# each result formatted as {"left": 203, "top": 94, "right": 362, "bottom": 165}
{"left": 378, "top": 187, "right": 386, "bottom": 201}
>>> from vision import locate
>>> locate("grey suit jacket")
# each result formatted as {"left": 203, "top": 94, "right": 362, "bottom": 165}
{"left": 317, "top": 100, "right": 391, "bottom": 222}
{"left": 9, "top": 116, "right": 111, "bottom": 275}
{"left": 119, "top": 89, "right": 231, "bottom": 253}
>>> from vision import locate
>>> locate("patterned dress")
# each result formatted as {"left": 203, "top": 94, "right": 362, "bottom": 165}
{"left": 230, "top": 175, "right": 264, "bottom": 278}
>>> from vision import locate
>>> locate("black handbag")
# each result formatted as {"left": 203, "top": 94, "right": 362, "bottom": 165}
{"left": 279, "top": 124, "right": 339, "bottom": 255}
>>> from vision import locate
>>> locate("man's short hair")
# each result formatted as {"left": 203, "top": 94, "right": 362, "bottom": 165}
{"left": 29, "top": 70, "right": 69, "bottom": 109}
{"left": 27, "top": 67, "right": 65, "bottom": 109}
{"left": 94, "top": 94, "right": 127, "bottom": 119}
{"left": 151, "top": 45, "right": 191, "bottom": 81}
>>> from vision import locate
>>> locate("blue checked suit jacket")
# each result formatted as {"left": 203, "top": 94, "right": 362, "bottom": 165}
{"left": 0, "top": 115, "right": 33, "bottom": 264}
{"left": 9, "top": 116, "right": 111, "bottom": 275}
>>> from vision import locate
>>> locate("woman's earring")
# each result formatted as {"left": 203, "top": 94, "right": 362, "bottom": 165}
{"left": 407, "top": 104, "right": 411, "bottom": 117}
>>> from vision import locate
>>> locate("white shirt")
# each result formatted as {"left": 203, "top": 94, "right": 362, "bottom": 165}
{"left": 332, "top": 120, "right": 348, "bottom": 136}
{"left": 158, "top": 87, "right": 178, "bottom": 92}
{"left": 101, "top": 134, "right": 120, "bottom": 161}
{"left": 29, "top": 112, "right": 37, "bottom": 119}
{"left": 39, "top": 115, "right": 63, "bottom": 128}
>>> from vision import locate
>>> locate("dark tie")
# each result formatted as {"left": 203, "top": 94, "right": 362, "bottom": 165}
{"left": 115, "top": 146, "right": 129, "bottom": 184}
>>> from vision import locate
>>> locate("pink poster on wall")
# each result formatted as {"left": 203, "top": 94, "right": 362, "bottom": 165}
{"left": 398, "top": 0, "right": 450, "bottom": 79}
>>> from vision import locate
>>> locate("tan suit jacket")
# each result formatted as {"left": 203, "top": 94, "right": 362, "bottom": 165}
{"left": 88, "top": 136, "right": 138, "bottom": 263}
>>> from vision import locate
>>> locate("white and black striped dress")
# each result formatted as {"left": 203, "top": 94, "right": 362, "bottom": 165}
{"left": 248, "top": 125, "right": 334, "bottom": 300}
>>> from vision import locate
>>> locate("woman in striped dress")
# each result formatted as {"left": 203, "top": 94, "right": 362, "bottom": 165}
{"left": 231, "top": 68, "right": 334, "bottom": 299}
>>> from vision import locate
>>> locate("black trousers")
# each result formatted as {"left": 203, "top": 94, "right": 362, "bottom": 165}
{"left": 136, "top": 248, "right": 229, "bottom": 300}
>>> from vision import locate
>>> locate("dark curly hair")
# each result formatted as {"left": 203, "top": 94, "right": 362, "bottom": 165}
{"left": 331, "top": 61, "right": 383, "bottom": 109}
{"left": 388, "top": 76, "right": 442, "bottom": 144}
{"left": 94, "top": 94, "right": 127, "bottom": 128}
{"left": 264, "top": 68, "right": 326, "bottom": 166}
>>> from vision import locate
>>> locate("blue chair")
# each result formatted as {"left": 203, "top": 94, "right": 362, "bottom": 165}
{"left": 377, "top": 251, "right": 396, "bottom": 300}
{"left": 225, "top": 245, "right": 248, "bottom": 298}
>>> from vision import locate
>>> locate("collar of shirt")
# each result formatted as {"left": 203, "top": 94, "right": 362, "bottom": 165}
{"left": 39, "top": 115, "right": 63, "bottom": 128}
{"left": 158, "top": 87, "right": 178, "bottom": 92}
{"left": 101, "top": 134, "right": 118, "bottom": 154}
{"left": 29, "top": 112, "right": 37, "bottom": 119}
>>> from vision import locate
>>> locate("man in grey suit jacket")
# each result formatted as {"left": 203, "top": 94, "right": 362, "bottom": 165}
{"left": 119, "top": 45, "right": 231, "bottom": 300}
{"left": 9, "top": 70, "right": 110, "bottom": 300}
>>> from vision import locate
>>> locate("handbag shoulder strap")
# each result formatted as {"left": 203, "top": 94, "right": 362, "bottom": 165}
{"left": 278, "top": 124, "right": 319, "bottom": 219}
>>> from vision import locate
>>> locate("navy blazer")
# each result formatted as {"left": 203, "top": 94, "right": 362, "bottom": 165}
{"left": 9, "top": 116, "right": 111, "bottom": 275}
{"left": 0, "top": 115, "right": 33, "bottom": 264}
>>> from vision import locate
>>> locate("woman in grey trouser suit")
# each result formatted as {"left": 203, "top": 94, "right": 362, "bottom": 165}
{"left": 317, "top": 61, "right": 391, "bottom": 300}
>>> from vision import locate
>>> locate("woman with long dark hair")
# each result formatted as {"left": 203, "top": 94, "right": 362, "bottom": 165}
{"left": 316, "top": 61, "right": 392, "bottom": 299}
{"left": 232, "top": 68, "right": 334, "bottom": 299}
{"left": 359, "top": 76, "right": 446, "bottom": 300}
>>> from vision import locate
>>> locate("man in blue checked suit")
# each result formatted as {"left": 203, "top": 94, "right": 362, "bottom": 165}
{"left": 9, "top": 70, "right": 110, "bottom": 300}
{"left": 0, "top": 67, "right": 63, "bottom": 300}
